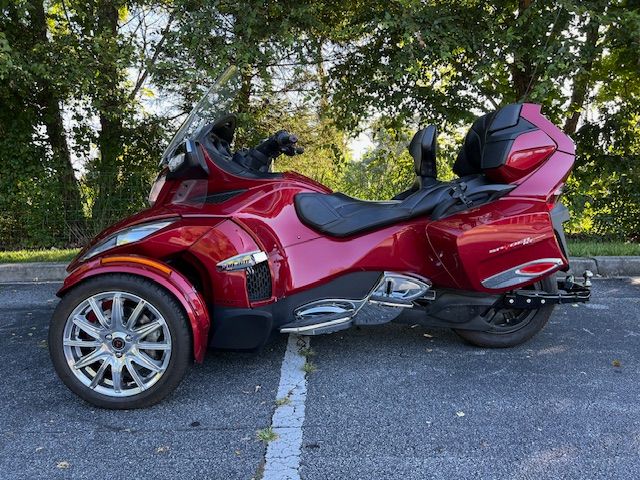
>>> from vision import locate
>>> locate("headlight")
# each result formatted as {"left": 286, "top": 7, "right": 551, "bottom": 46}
{"left": 81, "top": 220, "right": 176, "bottom": 261}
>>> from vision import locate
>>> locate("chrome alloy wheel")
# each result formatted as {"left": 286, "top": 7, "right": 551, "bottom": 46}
{"left": 62, "top": 291, "right": 172, "bottom": 397}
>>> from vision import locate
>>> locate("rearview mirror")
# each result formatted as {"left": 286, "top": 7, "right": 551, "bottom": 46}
{"left": 166, "top": 139, "right": 209, "bottom": 180}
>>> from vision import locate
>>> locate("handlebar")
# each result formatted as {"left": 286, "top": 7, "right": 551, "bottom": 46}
{"left": 255, "top": 130, "right": 305, "bottom": 158}
{"left": 232, "top": 130, "right": 305, "bottom": 173}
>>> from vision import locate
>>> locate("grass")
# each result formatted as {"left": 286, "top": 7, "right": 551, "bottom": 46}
{"left": 275, "top": 396, "right": 291, "bottom": 407}
{"left": 301, "top": 361, "right": 317, "bottom": 374}
{"left": 0, "top": 239, "right": 637, "bottom": 265}
{"left": 567, "top": 240, "right": 640, "bottom": 257}
{"left": 0, "top": 248, "right": 79, "bottom": 264}
{"left": 298, "top": 346, "right": 316, "bottom": 358}
{"left": 256, "top": 427, "right": 278, "bottom": 443}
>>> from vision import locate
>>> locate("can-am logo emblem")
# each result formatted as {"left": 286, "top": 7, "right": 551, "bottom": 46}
{"left": 489, "top": 235, "right": 544, "bottom": 254}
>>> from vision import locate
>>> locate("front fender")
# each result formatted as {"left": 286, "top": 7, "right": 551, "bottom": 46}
{"left": 59, "top": 255, "right": 210, "bottom": 362}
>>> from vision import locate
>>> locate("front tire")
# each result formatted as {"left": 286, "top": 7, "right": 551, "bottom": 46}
{"left": 453, "top": 276, "right": 557, "bottom": 348}
{"left": 49, "top": 274, "right": 192, "bottom": 409}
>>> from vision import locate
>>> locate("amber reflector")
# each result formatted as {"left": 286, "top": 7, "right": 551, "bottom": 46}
{"left": 101, "top": 256, "right": 172, "bottom": 276}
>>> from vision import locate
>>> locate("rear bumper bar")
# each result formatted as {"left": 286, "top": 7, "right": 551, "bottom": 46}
{"left": 503, "top": 278, "right": 590, "bottom": 309}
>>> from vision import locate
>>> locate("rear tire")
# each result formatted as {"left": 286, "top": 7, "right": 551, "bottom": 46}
{"left": 453, "top": 276, "right": 557, "bottom": 348}
{"left": 49, "top": 274, "right": 192, "bottom": 409}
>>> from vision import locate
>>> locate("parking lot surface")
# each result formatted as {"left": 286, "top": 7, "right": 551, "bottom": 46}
{"left": 0, "top": 278, "right": 638, "bottom": 479}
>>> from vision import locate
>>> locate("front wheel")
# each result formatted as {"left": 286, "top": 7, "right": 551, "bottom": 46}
{"left": 453, "top": 276, "right": 557, "bottom": 348}
{"left": 49, "top": 274, "right": 192, "bottom": 409}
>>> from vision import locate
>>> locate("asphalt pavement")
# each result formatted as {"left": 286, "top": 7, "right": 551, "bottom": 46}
{"left": 0, "top": 278, "right": 639, "bottom": 479}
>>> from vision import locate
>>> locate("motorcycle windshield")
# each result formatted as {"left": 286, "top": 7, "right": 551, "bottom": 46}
{"left": 161, "top": 65, "right": 240, "bottom": 163}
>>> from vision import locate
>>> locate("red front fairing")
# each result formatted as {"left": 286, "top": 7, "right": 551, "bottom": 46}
{"left": 62, "top": 102, "right": 574, "bottom": 349}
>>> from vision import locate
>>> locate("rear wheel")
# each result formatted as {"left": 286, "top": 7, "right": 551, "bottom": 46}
{"left": 49, "top": 274, "right": 192, "bottom": 409}
{"left": 453, "top": 276, "right": 557, "bottom": 348}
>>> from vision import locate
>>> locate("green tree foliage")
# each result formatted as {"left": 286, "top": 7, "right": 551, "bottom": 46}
{"left": 0, "top": 0, "right": 84, "bottom": 248}
{"left": 323, "top": 0, "right": 640, "bottom": 238}
{"left": 0, "top": 0, "right": 638, "bottom": 249}
{"left": 48, "top": 1, "right": 173, "bottom": 237}
{"left": 567, "top": 1, "right": 640, "bottom": 239}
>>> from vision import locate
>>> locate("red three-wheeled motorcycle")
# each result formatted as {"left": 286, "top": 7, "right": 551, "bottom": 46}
{"left": 49, "top": 67, "right": 590, "bottom": 408}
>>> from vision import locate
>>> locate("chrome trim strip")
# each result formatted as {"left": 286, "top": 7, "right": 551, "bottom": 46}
{"left": 294, "top": 299, "right": 357, "bottom": 319}
{"left": 368, "top": 299, "right": 414, "bottom": 308}
{"left": 280, "top": 316, "right": 352, "bottom": 334}
{"left": 216, "top": 250, "right": 268, "bottom": 271}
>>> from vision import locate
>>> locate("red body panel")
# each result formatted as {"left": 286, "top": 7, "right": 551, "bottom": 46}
{"left": 188, "top": 220, "right": 265, "bottom": 308}
{"left": 510, "top": 151, "right": 574, "bottom": 200}
{"left": 521, "top": 104, "right": 575, "bottom": 154}
{"left": 426, "top": 198, "right": 565, "bottom": 291}
{"left": 60, "top": 102, "right": 576, "bottom": 357}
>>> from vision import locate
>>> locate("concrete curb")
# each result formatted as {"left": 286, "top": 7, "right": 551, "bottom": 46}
{"left": 0, "top": 262, "right": 69, "bottom": 283}
{"left": 0, "top": 257, "right": 639, "bottom": 284}
{"left": 564, "top": 257, "right": 598, "bottom": 277}
{"left": 592, "top": 256, "right": 640, "bottom": 277}
{"left": 566, "top": 256, "right": 640, "bottom": 277}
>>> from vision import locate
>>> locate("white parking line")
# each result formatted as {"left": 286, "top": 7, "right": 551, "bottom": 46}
{"left": 262, "top": 334, "right": 310, "bottom": 480}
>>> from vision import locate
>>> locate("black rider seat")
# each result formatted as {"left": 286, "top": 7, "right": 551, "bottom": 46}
{"left": 295, "top": 175, "right": 509, "bottom": 237}
{"left": 295, "top": 182, "right": 453, "bottom": 237}
{"left": 295, "top": 107, "right": 522, "bottom": 238}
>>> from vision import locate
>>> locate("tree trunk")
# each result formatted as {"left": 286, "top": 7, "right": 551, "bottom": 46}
{"left": 29, "top": 0, "right": 84, "bottom": 233}
{"left": 239, "top": 70, "right": 253, "bottom": 112}
{"left": 563, "top": 18, "right": 601, "bottom": 135}
{"left": 93, "top": 0, "right": 126, "bottom": 231}
{"left": 510, "top": 0, "right": 535, "bottom": 101}
{"left": 315, "top": 38, "right": 329, "bottom": 118}
{"left": 510, "top": 1, "right": 569, "bottom": 103}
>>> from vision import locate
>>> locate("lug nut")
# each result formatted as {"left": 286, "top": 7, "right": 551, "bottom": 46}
{"left": 106, "top": 334, "right": 112, "bottom": 340}
{"left": 125, "top": 335, "right": 132, "bottom": 341}
{"left": 115, "top": 352, "right": 122, "bottom": 358}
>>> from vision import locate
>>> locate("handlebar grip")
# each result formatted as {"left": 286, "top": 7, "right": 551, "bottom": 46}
{"left": 254, "top": 130, "right": 303, "bottom": 161}
{"left": 275, "top": 131, "right": 296, "bottom": 146}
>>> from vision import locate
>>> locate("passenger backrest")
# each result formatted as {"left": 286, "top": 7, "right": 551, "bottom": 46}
{"left": 408, "top": 125, "right": 437, "bottom": 186}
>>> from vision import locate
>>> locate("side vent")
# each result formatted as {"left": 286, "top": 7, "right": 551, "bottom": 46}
{"left": 205, "top": 189, "right": 246, "bottom": 204}
{"left": 247, "top": 262, "right": 272, "bottom": 302}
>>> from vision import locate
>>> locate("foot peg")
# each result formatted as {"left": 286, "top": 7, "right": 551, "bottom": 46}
{"left": 368, "top": 295, "right": 415, "bottom": 308}
{"left": 281, "top": 300, "right": 356, "bottom": 334}
{"left": 280, "top": 273, "right": 435, "bottom": 335}
{"left": 369, "top": 273, "right": 433, "bottom": 307}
